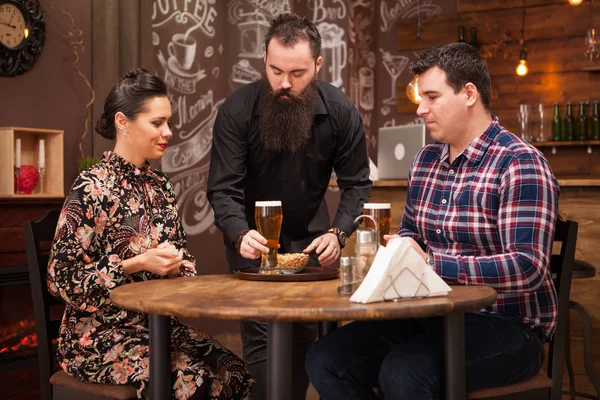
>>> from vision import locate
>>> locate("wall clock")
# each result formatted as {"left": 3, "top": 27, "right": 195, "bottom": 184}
{"left": 0, "top": 0, "right": 45, "bottom": 77}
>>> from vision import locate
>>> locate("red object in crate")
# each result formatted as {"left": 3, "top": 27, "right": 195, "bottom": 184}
{"left": 14, "top": 165, "right": 39, "bottom": 194}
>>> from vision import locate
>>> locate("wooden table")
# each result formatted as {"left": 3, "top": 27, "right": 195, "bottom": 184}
{"left": 110, "top": 275, "right": 496, "bottom": 400}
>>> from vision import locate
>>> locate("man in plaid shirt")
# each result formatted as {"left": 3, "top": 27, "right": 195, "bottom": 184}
{"left": 307, "top": 42, "right": 559, "bottom": 399}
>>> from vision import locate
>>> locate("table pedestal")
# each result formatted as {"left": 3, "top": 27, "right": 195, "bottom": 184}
{"left": 444, "top": 313, "right": 466, "bottom": 400}
{"left": 267, "top": 321, "right": 293, "bottom": 400}
{"left": 150, "top": 314, "right": 171, "bottom": 399}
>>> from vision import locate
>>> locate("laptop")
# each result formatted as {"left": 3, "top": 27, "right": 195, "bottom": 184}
{"left": 376, "top": 124, "right": 426, "bottom": 179}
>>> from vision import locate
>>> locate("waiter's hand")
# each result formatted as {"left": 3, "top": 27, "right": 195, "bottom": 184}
{"left": 303, "top": 233, "right": 340, "bottom": 267}
{"left": 383, "top": 235, "right": 428, "bottom": 262}
{"left": 239, "top": 230, "right": 270, "bottom": 259}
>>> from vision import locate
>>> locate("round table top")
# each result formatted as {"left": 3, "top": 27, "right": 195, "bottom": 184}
{"left": 110, "top": 275, "right": 497, "bottom": 322}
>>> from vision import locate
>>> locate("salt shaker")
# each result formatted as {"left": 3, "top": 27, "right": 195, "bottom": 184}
{"left": 338, "top": 256, "right": 358, "bottom": 296}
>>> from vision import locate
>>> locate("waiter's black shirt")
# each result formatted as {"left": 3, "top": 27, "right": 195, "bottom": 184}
{"left": 207, "top": 80, "right": 371, "bottom": 256}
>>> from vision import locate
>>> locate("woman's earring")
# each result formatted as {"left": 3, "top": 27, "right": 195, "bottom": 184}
{"left": 122, "top": 129, "right": 128, "bottom": 136}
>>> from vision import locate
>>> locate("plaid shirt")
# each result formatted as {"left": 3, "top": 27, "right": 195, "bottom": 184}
{"left": 398, "top": 117, "right": 559, "bottom": 340}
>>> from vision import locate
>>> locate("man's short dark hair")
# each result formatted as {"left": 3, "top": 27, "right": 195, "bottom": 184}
{"left": 264, "top": 13, "right": 322, "bottom": 60}
{"left": 410, "top": 43, "right": 491, "bottom": 111}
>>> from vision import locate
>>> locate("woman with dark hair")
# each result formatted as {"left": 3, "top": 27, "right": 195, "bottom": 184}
{"left": 48, "top": 69, "right": 253, "bottom": 399}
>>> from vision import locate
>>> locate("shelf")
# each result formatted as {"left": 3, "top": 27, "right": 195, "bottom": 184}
{"left": 580, "top": 65, "right": 600, "bottom": 72}
{"left": 531, "top": 140, "right": 600, "bottom": 147}
{"left": 0, "top": 127, "right": 64, "bottom": 198}
{"left": 555, "top": 177, "right": 600, "bottom": 187}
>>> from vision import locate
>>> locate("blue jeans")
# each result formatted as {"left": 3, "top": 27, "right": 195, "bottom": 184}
{"left": 306, "top": 312, "right": 545, "bottom": 400}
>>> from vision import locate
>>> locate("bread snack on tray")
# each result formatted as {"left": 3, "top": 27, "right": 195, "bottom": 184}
{"left": 277, "top": 253, "right": 309, "bottom": 271}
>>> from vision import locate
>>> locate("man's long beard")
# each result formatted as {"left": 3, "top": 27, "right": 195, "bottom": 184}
{"left": 258, "top": 76, "right": 317, "bottom": 153}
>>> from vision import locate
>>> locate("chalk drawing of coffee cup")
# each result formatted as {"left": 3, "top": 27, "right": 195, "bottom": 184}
{"left": 168, "top": 33, "right": 197, "bottom": 71}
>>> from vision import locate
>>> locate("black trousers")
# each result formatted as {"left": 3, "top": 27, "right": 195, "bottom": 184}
{"left": 226, "top": 246, "right": 320, "bottom": 400}
{"left": 240, "top": 320, "right": 318, "bottom": 400}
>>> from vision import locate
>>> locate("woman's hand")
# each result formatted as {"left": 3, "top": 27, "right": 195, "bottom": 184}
{"left": 122, "top": 241, "right": 182, "bottom": 276}
{"left": 156, "top": 242, "right": 184, "bottom": 277}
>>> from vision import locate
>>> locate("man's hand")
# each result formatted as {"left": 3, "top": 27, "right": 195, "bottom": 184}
{"left": 239, "top": 229, "right": 270, "bottom": 259}
{"left": 303, "top": 233, "right": 340, "bottom": 267}
{"left": 384, "top": 235, "right": 428, "bottom": 262}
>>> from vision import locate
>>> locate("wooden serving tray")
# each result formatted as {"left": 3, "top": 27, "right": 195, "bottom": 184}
{"left": 234, "top": 267, "right": 339, "bottom": 282}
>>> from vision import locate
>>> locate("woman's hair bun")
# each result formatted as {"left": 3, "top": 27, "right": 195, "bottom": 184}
{"left": 95, "top": 113, "right": 116, "bottom": 139}
{"left": 96, "top": 68, "right": 168, "bottom": 140}
{"left": 123, "top": 68, "right": 149, "bottom": 80}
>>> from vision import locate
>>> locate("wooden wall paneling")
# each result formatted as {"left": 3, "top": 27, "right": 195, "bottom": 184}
{"left": 398, "top": 4, "right": 597, "bottom": 51}
{"left": 457, "top": 0, "right": 564, "bottom": 13}
{"left": 591, "top": 146, "right": 600, "bottom": 175}
{"left": 485, "top": 37, "right": 594, "bottom": 77}
{"left": 491, "top": 71, "right": 590, "bottom": 109}
{"left": 588, "top": 72, "right": 600, "bottom": 102}
{"left": 539, "top": 147, "right": 593, "bottom": 176}
{"left": 397, "top": 15, "right": 473, "bottom": 51}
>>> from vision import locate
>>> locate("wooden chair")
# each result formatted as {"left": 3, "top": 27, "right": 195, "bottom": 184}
{"left": 468, "top": 218, "right": 578, "bottom": 400}
{"left": 563, "top": 260, "right": 600, "bottom": 399}
{"left": 24, "top": 210, "right": 137, "bottom": 400}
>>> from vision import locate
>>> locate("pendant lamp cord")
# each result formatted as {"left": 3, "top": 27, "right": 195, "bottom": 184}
{"left": 417, "top": 0, "right": 421, "bottom": 40}
{"left": 520, "top": 0, "right": 526, "bottom": 48}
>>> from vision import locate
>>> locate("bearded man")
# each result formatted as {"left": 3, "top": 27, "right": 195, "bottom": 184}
{"left": 207, "top": 12, "right": 371, "bottom": 400}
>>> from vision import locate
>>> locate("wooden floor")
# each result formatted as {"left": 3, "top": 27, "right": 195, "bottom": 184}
{"left": 1, "top": 332, "right": 596, "bottom": 399}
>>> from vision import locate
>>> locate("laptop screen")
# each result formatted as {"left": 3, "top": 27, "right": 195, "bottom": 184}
{"left": 376, "top": 124, "right": 426, "bottom": 180}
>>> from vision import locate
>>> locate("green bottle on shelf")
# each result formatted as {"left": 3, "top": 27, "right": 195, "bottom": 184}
{"left": 564, "top": 102, "right": 575, "bottom": 141}
{"left": 576, "top": 101, "right": 588, "bottom": 140}
{"left": 591, "top": 101, "right": 600, "bottom": 140}
{"left": 551, "top": 102, "right": 562, "bottom": 141}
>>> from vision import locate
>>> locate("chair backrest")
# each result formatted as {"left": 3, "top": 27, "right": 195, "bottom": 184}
{"left": 24, "top": 209, "right": 62, "bottom": 400}
{"left": 546, "top": 218, "right": 578, "bottom": 400}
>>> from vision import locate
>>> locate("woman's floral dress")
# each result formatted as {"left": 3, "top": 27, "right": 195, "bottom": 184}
{"left": 47, "top": 151, "right": 253, "bottom": 399}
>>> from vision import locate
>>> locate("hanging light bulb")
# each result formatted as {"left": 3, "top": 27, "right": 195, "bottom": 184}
{"left": 569, "top": 0, "right": 584, "bottom": 5}
{"left": 406, "top": 75, "right": 422, "bottom": 104}
{"left": 516, "top": 1, "right": 529, "bottom": 77}
{"left": 516, "top": 49, "right": 528, "bottom": 76}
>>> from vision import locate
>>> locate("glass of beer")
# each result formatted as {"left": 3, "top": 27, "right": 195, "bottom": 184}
{"left": 363, "top": 203, "right": 392, "bottom": 246}
{"left": 254, "top": 201, "right": 283, "bottom": 274}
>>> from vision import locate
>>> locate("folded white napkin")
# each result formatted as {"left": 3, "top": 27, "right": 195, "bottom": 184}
{"left": 350, "top": 238, "right": 452, "bottom": 303}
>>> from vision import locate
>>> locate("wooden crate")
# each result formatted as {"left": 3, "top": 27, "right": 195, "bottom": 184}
{"left": 0, "top": 127, "right": 64, "bottom": 198}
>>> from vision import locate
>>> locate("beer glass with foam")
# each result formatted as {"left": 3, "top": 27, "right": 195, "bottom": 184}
{"left": 254, "top": 201, "right": 283, "bottom": 274}
{"left": 363, "top": 203, "right": 392, "bottom": 246}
